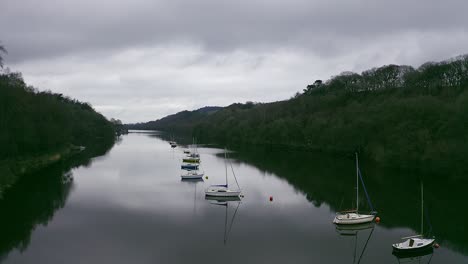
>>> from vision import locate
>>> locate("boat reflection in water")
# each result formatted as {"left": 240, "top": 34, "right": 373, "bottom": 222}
{"left": 335, "top": 222, "right": 375, "bottom": 264}
{"left": 181, "top": 178, "right": 204, "bottom": 215}
{"left": 392, "top": 247, "right": 434, "bottom": 264}
{"left": 180, "top": 178, "right": 204, "bottom": 183}
{"left": 205, "top": 196, "right": 241, "bottom": 245}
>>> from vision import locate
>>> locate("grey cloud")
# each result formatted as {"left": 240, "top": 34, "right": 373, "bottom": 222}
{"left": 1, "top": 0, "right": 467, "bottom": 63}
{"left": 1, "top": 0, "right": 468, "bottom": 122}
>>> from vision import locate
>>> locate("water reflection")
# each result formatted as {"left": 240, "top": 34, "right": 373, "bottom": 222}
{"left": 181, "top": 178, "right": 203, "bottom": 216}
{"left": 205, "top": 197, "right": 241, "bottom": 245}
{"left": 335, "top": 223, "right": 375, "bottom": 264}
{"left": 0, "top": 140, "right": 115, "bottom": 259}
{"left": 392, "top": 248, "right": 434, "bottom": 264}
{"left": 1, "top": 132, "right": 467, "bottom": 263}
{"left": 0, "top": 164, "right": 73, "bottom": 259}
{"left": 226, "top": 147, "right": 468, "bottom": 256}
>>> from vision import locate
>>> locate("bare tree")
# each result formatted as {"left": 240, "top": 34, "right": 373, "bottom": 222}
{"left": 0, "top": 43, "right": 7, "bottom": 68}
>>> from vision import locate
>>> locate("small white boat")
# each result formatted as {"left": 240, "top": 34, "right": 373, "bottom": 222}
{"left": 392, "top": 181, "right": 435, "bottom": 254}
{"left": 205, "top": 148, "right": 241, "bottom": 198}
{"left": 188, "top": 153, "right": 200, "bottom": 158}
{"left": 205, "top": 185, "right": 241, "bottom": 197}
{"left": 333, "top": 212, "right": 375, "bottom": 225}
{"left": 333, "top": 153, "right": 376, "bottom": 225}
{"left": 392, "top": 236, "right": 435, "bottom": 253}
{"left": 181, "top": 170, "right": 204, "bottom": 180}
{"left": 184, "top": 138, "right": 201, "bottom": 162}
{"left": 392, "top": 245, "right": 433, "bottom": 262}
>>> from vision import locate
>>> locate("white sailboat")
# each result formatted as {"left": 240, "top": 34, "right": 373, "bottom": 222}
{"left": 333, "top": 153, "right": 376, "bottom": 225}
{"left": 205, "top": 148, "right": 241, "bottom": 197}
{"left": 183, "top": 138, "right": 200, "bottom": 163}
{"left": 392, "top": 181, "right": 435, "bottom": 254}
{"left": 181, "top": 170, "right": 204, "bottom": 180}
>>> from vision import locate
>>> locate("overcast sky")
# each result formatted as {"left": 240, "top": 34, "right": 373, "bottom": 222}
{"left": 1, "top": 0, "right": 467, "bottom": 123}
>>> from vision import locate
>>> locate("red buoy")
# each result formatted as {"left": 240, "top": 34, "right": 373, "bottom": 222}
{"left": 269, "top": 196, "right": 273, "bottom": 202}
{"left": 375, "top": 216, "right": 381, "bottom": 223}
{"left": 434, "top": 243, "right": 440, "bottom": 248}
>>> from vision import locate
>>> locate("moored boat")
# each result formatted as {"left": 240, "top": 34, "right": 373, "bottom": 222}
{"left": 333, "top": 153, "right": 376, "bottom": 225}
{"left": 392, "top": 236, "right": 435, "bottom": 253}
{"left": 392, "top": 181, "right": 435, "bottom": 254}
{"left": 182, "top": 157, "right": 200, "bottom": 163}
{"left": 181, "top": 170, "right": 204, "bottom": 179}
{"left": 181, "top": 163, "right": 199, "bottom": 170}
{"left": 205, "top": 185, "right": 241, "bottom": 197}
{"left": 333, "top": 212, "right": 375, "bottom": 225}
{"left": 205, "top": 148, "right": 241, "bottom": 198}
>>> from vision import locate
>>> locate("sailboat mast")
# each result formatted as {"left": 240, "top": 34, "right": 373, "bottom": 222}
{"left": 356, "top": 152, "right": 359, "bottom": 212}
{"left": 421, "top": 181, "right": 424, "bottom": 235}
{"left": 225, "top": 148, "right": 228, "bottom": 187}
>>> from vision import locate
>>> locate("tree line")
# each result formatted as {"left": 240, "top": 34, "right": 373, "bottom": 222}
{"left": 0, "top": 45, "right": 116, "bottom": 160}
{"left": 131, "top": 55, "right": 468, "bottom": 175}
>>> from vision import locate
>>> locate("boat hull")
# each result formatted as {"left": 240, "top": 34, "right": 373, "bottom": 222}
{"left": 181, "top": 164, "right": 199, "bottom": 170}
{"left": 182, "top": 158, "right": 200, "bottom": 163}
{"left": 205, "top": 196, "right": 241, "bottom": 202}
{"left": 205, "top": 186, "right": 240, "bottom": 197}
{"left": 392, "top": 238, "right": 435, "bottom": 254}
{"left": 181, "top": 173, "right": 204, "bottom": 179}
{"left": 205, "top": 191, "right": 241, "bottom": 197}
{"left": 333, "top": 213, "right": 375, "bottom": 225}
{"left": 392, "top": 247, "right": 433, "bottom": 259}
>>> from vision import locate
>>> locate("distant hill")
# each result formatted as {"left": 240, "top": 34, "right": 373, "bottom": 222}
{"left": 125, "top": 106, "right": 222, "bottom": 133}
{"left": 130, "top": 55, "right": 468, "bottom": 174}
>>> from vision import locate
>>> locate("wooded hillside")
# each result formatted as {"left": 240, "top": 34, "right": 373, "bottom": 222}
{"left": 129, "top": 55, "right": 468, "bottom": 173}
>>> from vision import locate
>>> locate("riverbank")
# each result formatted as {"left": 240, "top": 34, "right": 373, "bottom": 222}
{"left": 0, "top": 145, "right": 87, "bottom": 197}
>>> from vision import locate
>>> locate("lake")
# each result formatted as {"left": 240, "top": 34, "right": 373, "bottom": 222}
{"left": 0, "top": 131, "right": 467, "bottom": 263}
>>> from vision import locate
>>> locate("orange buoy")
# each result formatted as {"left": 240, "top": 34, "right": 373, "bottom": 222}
{"left": 269, "top": 196, "right": 273, "bottom": 202}
{"left": 434, "top": 243, "right": 440, "bottom": 248}
{"left": 375, "top": 216, "right": 381, "bottom": 223}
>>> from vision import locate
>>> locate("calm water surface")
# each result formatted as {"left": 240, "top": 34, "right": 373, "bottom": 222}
{"left": 1, "top": 132, "right": 467, "bottom": 263}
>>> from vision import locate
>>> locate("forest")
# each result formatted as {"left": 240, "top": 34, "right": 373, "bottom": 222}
{"left": 129, "top": 55, "right": 468, "bottom": 174}
{"left": 0, "top": 45, "right": 116, "bottom": 167}
{"left": 0, "top": 71, "right": 116, "bottom": 160}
